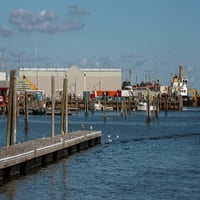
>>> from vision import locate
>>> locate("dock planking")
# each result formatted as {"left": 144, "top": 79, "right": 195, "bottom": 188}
{"left": 0, "top": 130, "right": 101, "bottom": 184}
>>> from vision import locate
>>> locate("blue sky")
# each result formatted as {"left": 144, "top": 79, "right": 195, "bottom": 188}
{"left": 0, "top": 0, "right": 200, "bottom": 90}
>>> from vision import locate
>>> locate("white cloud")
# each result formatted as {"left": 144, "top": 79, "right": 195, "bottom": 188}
{"left": 9, "top": 8, "right": 85, "bottom": 33}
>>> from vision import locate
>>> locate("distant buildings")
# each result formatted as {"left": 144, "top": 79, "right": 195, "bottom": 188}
{"left": 18, "top": 65, "right": 122, "bottom": 98}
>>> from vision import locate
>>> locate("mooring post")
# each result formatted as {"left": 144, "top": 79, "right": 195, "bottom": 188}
{"left": 60, "top": 78, "right": 66, "bottom": 135}
{"left": 84, "top": 91, "right": 89, "bottom": 114}
{"left": 155, "top": 94, "right": 160, "bottom": 119}
{"left": 24, "top": 91, "right": 29, "bottom": 132}
{"left": 120, "top": 100, "right": 124, "bottom": 117}
{"left": 116, "top": 94, "right": 119, "bottom": 120}
{"left": 6, "top": 70, "right": 17, "bottom": 146}
{"left": 6, "top": 71, "right": 13, "bottom": 146}
{"left": 146, "top": 90, "right": 151, "bottom": 124}
{"left": 12, "top": 70, "right": 17, "bottom": 144}
{"left": 65, "top": 76, "right": 68, "bottom": 134}
{"left": 84, "top": 96, "right": 88, "bottom": 113}
{"left": 124, "top": 99, "right": 128, "bottom": 119}
{"left": 104, "top": 92, "right": 107, "bottom": 122}
{"left": 51, "top": 76, "right": 55, "bottom": 137}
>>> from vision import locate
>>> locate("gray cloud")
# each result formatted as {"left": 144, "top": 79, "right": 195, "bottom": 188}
{"left": 69, "top": 5, "right": 89, "bottom": 16}
{"left": 9, "top": 8, "right": 84, "bottom": 33}
{"left": 0, "top": 26, "right": 12, "bottom": 37}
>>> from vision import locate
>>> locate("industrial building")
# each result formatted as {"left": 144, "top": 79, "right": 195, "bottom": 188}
{"left": 18, "top": 65, "right": 122, "bottom": 98}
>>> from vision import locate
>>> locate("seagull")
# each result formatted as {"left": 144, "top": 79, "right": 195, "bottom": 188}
{"left": 107, "top": 135, "right": 112, "bottom": 143}
{"left": 82, "top": 124, "right": 85, "bottom": 130}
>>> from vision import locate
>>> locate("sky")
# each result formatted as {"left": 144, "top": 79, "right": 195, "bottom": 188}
{"left": 0, "top": 0, "right": 200, "bottom": 91}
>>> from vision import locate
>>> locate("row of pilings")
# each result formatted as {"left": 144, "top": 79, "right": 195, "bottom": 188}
{"left": 44, "top": 95, "right": 183, "bottom": 112}
{"left": 4, "top": 69, "right": 183, "bottom": 145}
{"left": 5, "top": 70, "right": 69, "bottom": 147}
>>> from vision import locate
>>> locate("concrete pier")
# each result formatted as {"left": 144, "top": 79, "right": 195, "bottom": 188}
{"left": 0, "top": 130, "right": 101, "bottom": 184}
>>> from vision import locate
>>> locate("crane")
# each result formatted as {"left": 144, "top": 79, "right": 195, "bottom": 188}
{"left": 188, "top": 89, "right": 199, "bottom": 103}
{"left": 23, "top": 76, "right": 38, "bottom": 90}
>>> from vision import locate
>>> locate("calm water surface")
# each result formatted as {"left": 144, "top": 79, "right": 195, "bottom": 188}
{"left": 0, "top": 108, "right": 200, "bottom": 200}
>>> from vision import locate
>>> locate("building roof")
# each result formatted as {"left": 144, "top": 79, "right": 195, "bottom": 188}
{"left": 19, "top": 66, "right": 121, "bottom": 72}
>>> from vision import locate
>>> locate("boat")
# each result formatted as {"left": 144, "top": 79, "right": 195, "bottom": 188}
{"left": 136, "top": 101, "right": 155, "bottom": 111}
{"left": 46, "top": 108, "right": 72, "bottom": 115}
{"left": 89, "top": 101, "right": 103, "bottom": 111}
{"left": 102, "top": 106, "right": 114, "bottom": 111}
{"left": 32, "top": 108, "right": 46, "bottom": 115}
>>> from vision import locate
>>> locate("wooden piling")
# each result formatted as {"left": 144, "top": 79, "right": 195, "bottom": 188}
{"left": 24, "top": 91, "right": 29, "bottom": 132}
{"left": 6, "top": 72, "right": 13, "bottom": 146}
{"left": 65, "top": 76, "right": 68, "bottom": 134}
{"left": 60, "top": 78, "right": 66, "bottom": 135}
{"left": 6, "top": 70, "right": 17, "bottom": 146}
{"left": 116, "top": 95, "right": 119, "bottom": 120}
{"left": 60, "top": 76, "right": 68, "bottom": 134}
{"left": 84, "top": 91, "right": 89, "bottom": 114}
{"left": 103, "top": 92, "right": 107, "bottom": 122}
{"left": 155, "top": 94, "right": 160, "bottom": 119}
{"left": 51, "top": 76, "right": 55, "bottom": 137}
{"left": 146, "top": 90, "right": 151, "bottom": 124}
{"left": 12, "top": 70, "right": 17, "bottom": 145}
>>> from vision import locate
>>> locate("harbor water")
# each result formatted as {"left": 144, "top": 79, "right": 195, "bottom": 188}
{"left": 0, "top": 108, "right": 200, "bottom": 200}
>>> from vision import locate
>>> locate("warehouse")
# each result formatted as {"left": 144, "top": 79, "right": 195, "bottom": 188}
{"left": 18, "top": 65, "right": 122, "bottom": 98}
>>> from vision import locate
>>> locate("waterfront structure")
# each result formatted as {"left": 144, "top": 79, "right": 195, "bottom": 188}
{"left": 171, "top": 64, "right": 188, "bottom": 99}
{"left": 0, "top": 130, "right": 101, "bottom": 184}
{"left": 18, "top": 65, "right": 122, "bottom": 98}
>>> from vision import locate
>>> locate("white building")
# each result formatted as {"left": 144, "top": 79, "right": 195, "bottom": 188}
{"left": 18, "top": 65, "right": 122, "bottom": 97}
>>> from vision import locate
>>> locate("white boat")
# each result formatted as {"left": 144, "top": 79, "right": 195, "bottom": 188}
{"left": 136, "top": 101, "right": 155, "bottom": 111}
{"left": 89, "top": 101, "right": 103, "bottom": 111}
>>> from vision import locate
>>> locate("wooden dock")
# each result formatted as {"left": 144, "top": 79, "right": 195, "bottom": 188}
{"left": 0, "top": 130, "right": 101, "bottom": 184}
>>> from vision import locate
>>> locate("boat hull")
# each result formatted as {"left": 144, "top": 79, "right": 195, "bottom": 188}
{"left": 137, "top": 102, "right": 155, "bottom": 111}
